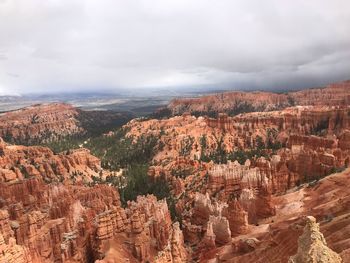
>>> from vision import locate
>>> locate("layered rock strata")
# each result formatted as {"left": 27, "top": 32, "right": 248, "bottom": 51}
{"left": 0, "top": 103, "right": 130, "bottom": 144}
{"left": 167, "top": 80, "right": 350, "bottom": 116}
{"left": 0, "top": 138, "right": 100, "bottom": 183}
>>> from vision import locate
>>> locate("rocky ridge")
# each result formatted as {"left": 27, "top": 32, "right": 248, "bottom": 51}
{"left": 0, "top": 103, "right": 131, "bottom": 144}
{"left": 167, "top": 80, "right": 350, "bottom": 116}
{"left": 0, "top": 137, "right": 100, "bottom": 183}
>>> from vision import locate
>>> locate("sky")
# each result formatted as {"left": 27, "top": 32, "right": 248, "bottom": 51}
{"left": 0, "top": 0, "right": 350, "bottom": 95}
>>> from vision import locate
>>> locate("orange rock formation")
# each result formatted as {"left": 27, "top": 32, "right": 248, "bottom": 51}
{"left": 0, "top": 103, "right": 130, "bottom": 144}
{"left": 167, "top": 80, "right": 350, "bottom": 116}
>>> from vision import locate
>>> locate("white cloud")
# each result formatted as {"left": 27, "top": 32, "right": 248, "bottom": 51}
{"left": 0, "top": 0, "right": 350, "bottom": 94}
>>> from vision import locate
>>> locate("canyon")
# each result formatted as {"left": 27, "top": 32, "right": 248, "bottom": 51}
{"left": 0, "top": 80, "right": 350, "bottom": 262}
{"left": 0, "top": 138, "right": 187, "bottom": 262}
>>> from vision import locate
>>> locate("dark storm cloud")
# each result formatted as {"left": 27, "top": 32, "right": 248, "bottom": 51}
{"left": 0, "top": 0, "right": 350, "bottom": 94}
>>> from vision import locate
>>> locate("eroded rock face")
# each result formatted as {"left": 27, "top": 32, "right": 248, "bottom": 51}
{"left": 206, "top": 106, "right": 350, "bottom": 141}
{"left": 201, "top": 221, "right": 216, "bottom": 250}
{"left": 208, "top": 216, "right": 231, "bottom": 245}
{"left": 0, "top": 103, "right": 82, "bottom": 144}
{"left": 0, "top": 234, "right": 33, "bottom": 263}
{"left": 167, "top": 80, "right": 350, "bottom": 116}
{"left": 0, "top": 136, "right": 190, "bottom": 263}
{"left": 289, "top": 216, "right": 342, "bottom": 263}
{"left": 0, "top": 136, "right": 191, "bottom": 263}
{"left": 0, "top": 139, "right": 101, "bottom": 184}
{"left": 223, "top": 201, "right": 248, "bottom": 236}
{"left": 127, "top": 195, "right": 172, "bottom": 261}
{"left": 170, "top": 222, "right": 188, "bottom": 263}
{"left": 92, "top": 195, "right": 179, "bottom": 263}
{"left": 192, "top": 192, "right": 226, "bottom": 225}
{"left": 1, "top": 179, "right": 184, "bottom": 263}
{"left": 154, "top": 222, "right": 188, "bottom": 263}
{"left": 208, "top": 160, "right": 269, "bottom": 196}
{"left": 0, "top": 210, "right": 14, "bottom": 242}
{"left": 126, "top": 101, "right": 350, "bottom": 261}
{"left": 202, "top": 168, "right": 350, "bottom": 262}
{"left": 128, "top": 106, "right": 350, "bottom": 192}
{"left": 207, "top": 160, "right": 276, "bottom": 225}
{"left": 0, "top": 177, "right": 123, "bottom": 263}
{"left": 0, "top": 103, "right": 131, "bottom": 144}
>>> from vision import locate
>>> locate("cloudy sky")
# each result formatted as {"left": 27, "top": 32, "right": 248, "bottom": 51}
{"left": 0, "top": 0, "right": 350, "bottom": 95}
